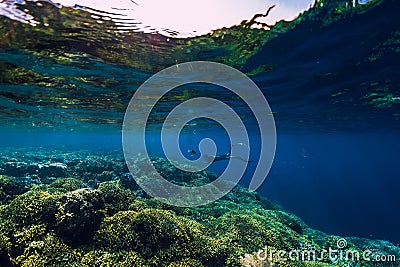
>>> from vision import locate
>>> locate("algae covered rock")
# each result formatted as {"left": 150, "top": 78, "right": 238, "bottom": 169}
{"left": 1, "top": 162, "right": 39, "bottom": 178}
{"left": 167, "top": 258, "right": 204, "bottom": 267}
{"left": 262, "top": 210, "right": 307, "bottom": 235}
{"left": 37, "top": 162, "right": 68, "bottom": 178}
{"left": 214, "top": 209, "right": 310, "bottom": 258}
{"left": 0, "top": 151, "right": 399, "bottom": 267}
{"left": 93, "top": 210, "right": 140, "bottom": 251}
{"left": 1, "top": 189, "right": 62, "bottom": 227}
{"left": 0, "top": 175, "right": 30, "bottom": 204}
{"left": 1, "top": 161, "right": 67, "bottom": 179}
{"left": 97, "top": 180, "right": 136, "bottom": 215}
{"left": 81, "top": 250, "right": 148, "bottom": 267}
{"left": 55, "top": 188, "right": 104, "bottom": 246}
{"left": 94, "top": 208, "right": 204, "bottom": 259}
{"left": 48, "top": 177, "right": 86, "bottom": 192}
{"left": 0, "top": 229, "right": 12, "bottom": 266}
{"left": 12, "top": 233, "right": 82, "bottom": 267}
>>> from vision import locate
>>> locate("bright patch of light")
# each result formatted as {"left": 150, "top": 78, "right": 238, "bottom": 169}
{"left": 56, "top": 0, "right": 314, "bottom": 37}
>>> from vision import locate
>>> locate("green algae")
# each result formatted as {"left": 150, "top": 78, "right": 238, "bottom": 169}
{"left": 0, "top": 167, "right": 398, "bottom": 266}
{"left": 0, "top": 175, "right": 29, "bottom": 205}
{"left": 81, "top": 250, "right": 148, "bottom": 267}
{"left": 0, "top": 148, "right": 397, "bottom": 266}
{"left": 96, "top": 181, "right": 136, "bottom": 215}
{"left": 49, "top": 178, "right": 86, "bottom": 192}
{"left": 1, "top": 188, "right": 62, "bottom": 227}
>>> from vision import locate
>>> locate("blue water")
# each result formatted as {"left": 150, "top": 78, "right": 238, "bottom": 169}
{"left": 1, "top": 0, "right": 399, "bottom": 245}
{"left": 1, "top": 129, "right": 399, "bottom": 243}
{"left": 265, "top": 132, "right": 400, "bottom": 243}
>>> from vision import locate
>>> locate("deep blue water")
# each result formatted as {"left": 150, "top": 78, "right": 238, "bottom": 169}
{"left": 1, "top": 0, "right": 399, "bottom": 245}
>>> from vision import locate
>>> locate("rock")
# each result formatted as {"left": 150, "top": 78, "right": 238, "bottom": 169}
{"left": 37, "top": 162, "right": 68, "bottom": 178}
{"left": 1, "top": 161, "right": 67, "bottom": 179}
{"left": 49, "top": 178, "right": 86, "bottom": 192}
{"left": 55, "top": 188, "right": 104, "bottom": 246}
{"left": 2, "top": 162, "right": 38, "bottom": 177}
{"left": 0, "top": 175, "right": 30, "bottom": 204}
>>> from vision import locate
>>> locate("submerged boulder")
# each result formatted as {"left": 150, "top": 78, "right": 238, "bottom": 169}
{"left": 0, "top": 175, "right": 30, "bottom": 204}
{"left": 55, "top": 188, "right": 104, "bottom": 246}
{"left": 37, "top": 162, "right": 68, "bottom": 178}
{"left": 1, "top": 161, "right": 68, "bottom": 179}
{"left": 93, "top": 208, "right": 204, "bottom": 257}
{"left": 1, "top": 189, "right": 61, "bottom": 226}
{"left": 49, "top": 177, "right": 86, "bottom": 192}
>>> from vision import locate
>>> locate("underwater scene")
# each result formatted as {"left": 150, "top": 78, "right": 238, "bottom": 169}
{"left": 0, "top": 0, "right": 399, "bottom": 266}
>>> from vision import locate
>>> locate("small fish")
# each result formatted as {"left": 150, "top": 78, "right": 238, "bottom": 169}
{"left": 187, "top": 149, "right": 197, "bottom": 156}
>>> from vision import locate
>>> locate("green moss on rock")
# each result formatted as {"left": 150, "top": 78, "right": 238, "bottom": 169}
{"left": 55, "top": 188, "right": 104, "bottom": 246}
{"left": 1, "top": 189, "right": 62, "bottom": 227}
{"left": 81, "top": 250, "right": 148, "bottom": 267}
{"left": 97, "top": 181, "right": 136, "bottom": 215}
{"left": 0, "top": 175, "right": 30, "bottom": 204}
{"left": 49, "top": 178, "right": 86, "bottom": 192}
{"left": 94, "top": 208, "right": 204, "bottom": 259}
{"left": 13, "top": 233, "right": 82, "bottom": 267}
{"left": 167, "top": 258, "right": 203, "bottom": 267}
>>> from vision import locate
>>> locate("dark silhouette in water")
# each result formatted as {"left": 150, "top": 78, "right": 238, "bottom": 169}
{"left": 189, "top": 143, "right": 253, "bottom": 163}
{"left": 187, "top": 149, "right": 197, "bottom": 156}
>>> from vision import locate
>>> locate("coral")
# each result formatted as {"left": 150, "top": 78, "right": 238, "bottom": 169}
{"left": 0, "top": 229, "right": 12, "bottom": 266}
{"left": 97, "top": 181, "right": 136, "bottom": 215}
{"left": 261, "top": 210, "right": 307, "bottom": 235}
{"left": 93, "top": 210, "right": 140, "bottom": 251}
{"left": 119, "top": 173, "right": 139, "bottom": 191}
{"left": 128, "top": 198, "right": 149, "bottom": 212}
{"left": 129, "top": 157, "right": 217, "bottom": 188}
{"left": 13, "top": 233, "right": 82, "bottom": 267}
{"left": 55, "top": 188, "right": 104, "bottom": 246}
{"left": 37, "top": 162, "right": 68, "bottom": 178}
{"left": 214, "top": 210, "right": 301, "bottom": 253}
{"left": 49, "top": 177, "right": 86, "bottom": 192}
{"left": 0, "top": 175, "right": 30, "bottom": 204}
{"left": 81, "top": 250, "right": 148, "bottom": 267}
{"left": 223, "top": 186, "right": 274, "bottom": 209}
{"left": 68, "top": 157, "right": 128, "bottom": 185}
{"left": 72, "top": 158, "right": 114, "bottom": 175}
{"left": 1, "top": 189, "right": 62, "bottom": 226}
{"left": 189, "top": 235, "right": 240, "bottom": 266}
{"left": 94, "top": 208, "right": 204, "bottom": 259}
{"left": 167, "top": 258, "right": 204, "bottom": 267}
{"left": 240, "top": 253, "right": 272, "bottom": 267}
{"left": 1, "top": 162, "right": 39, "bottom": 178}
{"left": 0, "top": 151, "right": 399, "bottom": 267}
{"left": 1, "top": 161, "right": 67, "bottom": 179}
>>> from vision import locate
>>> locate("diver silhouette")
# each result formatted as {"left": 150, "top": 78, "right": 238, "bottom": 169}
{"left": 188, "top": 143, "right": 252, "bottom": 163}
